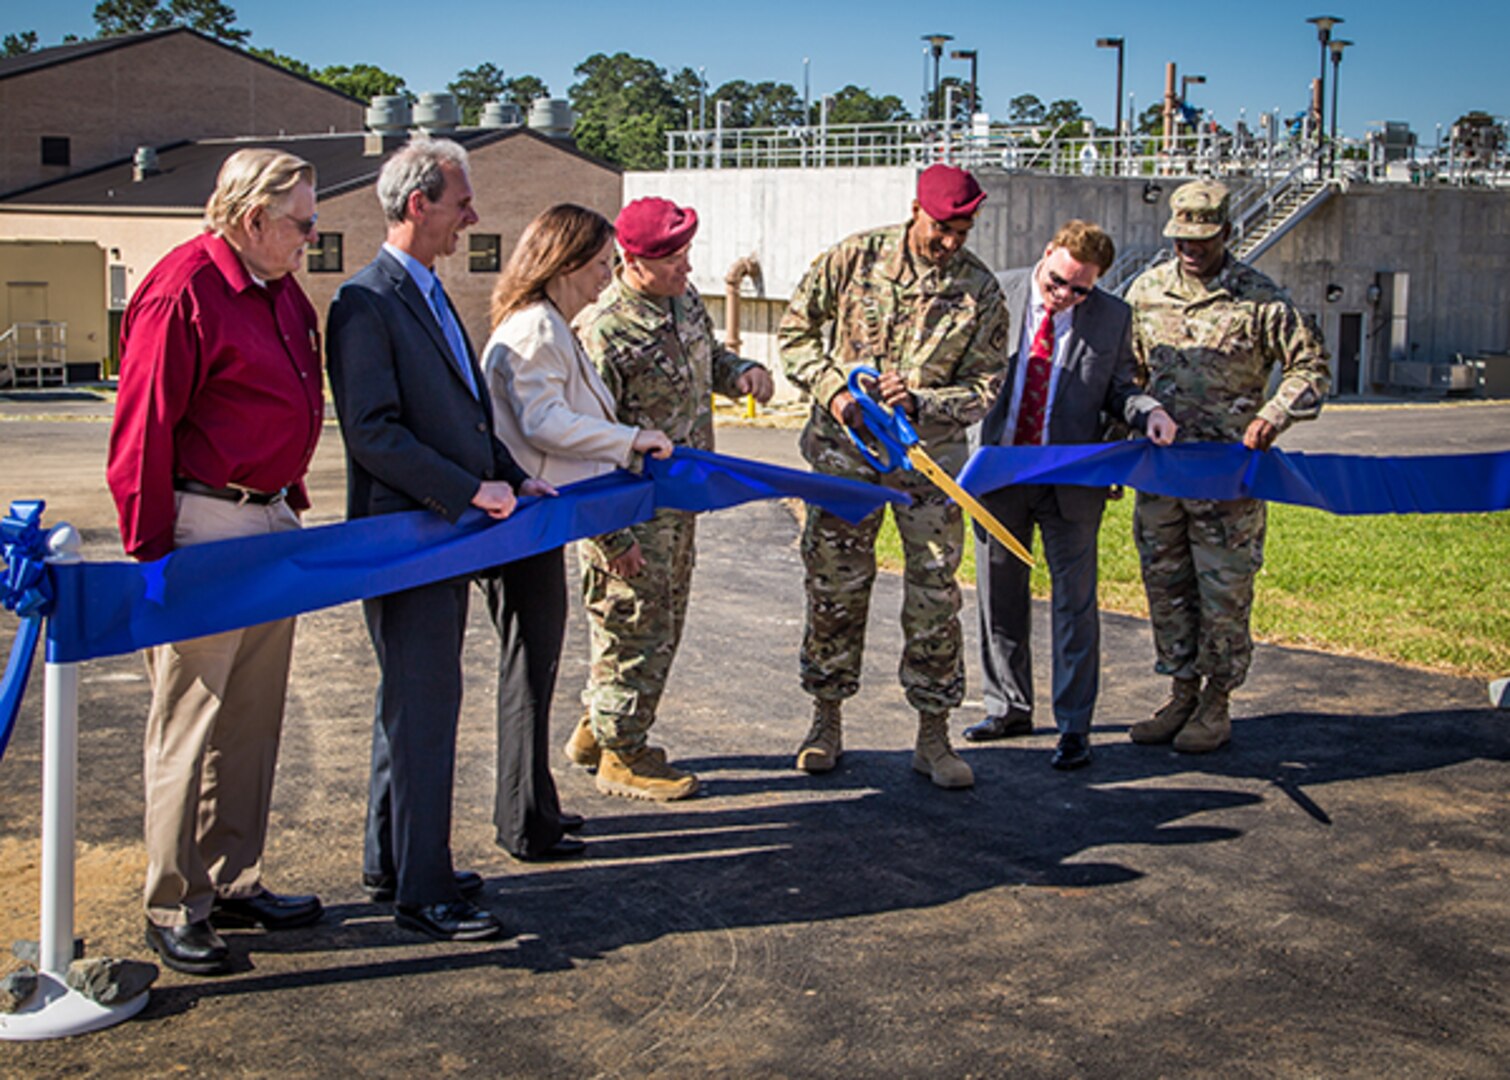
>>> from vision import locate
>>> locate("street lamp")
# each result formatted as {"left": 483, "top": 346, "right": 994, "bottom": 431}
{"left": 1096, "top": 37, "right": 1125, "bottom": 137}
{"left": 1307, "top": 16, "right": 1343, "bottom": 175}
{"left": 1180, "top": 74, "right": 1206, "bottom": 137}
{"left": 1328, "top": 39, "right": 1353, "bottom": 176}
{"left": 950, "top": 48, "right": 978, "bottom": 118}
{"left": 921, "top": 33, "right": 954, "bottom": 121}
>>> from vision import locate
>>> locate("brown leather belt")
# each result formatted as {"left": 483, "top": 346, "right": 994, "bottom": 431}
{"left": 174, "top": 478, "right": 288, "bottom": 506}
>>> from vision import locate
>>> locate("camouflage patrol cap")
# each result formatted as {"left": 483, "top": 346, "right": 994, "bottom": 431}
{"left": 1163, "top": 180, "right": 1231, "bottom": 240}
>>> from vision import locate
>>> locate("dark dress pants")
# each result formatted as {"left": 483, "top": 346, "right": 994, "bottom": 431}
{"left": 481, "top": 547, "right": 569, "bottom": 857}
{"left": 362, "top": 578, "right": 468, "bottom": 906}
{"left": 974, "top": 484, "right": 1103, "bottom": 735}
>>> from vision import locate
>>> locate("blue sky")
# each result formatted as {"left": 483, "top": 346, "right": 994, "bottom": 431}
{"left": 18, "top": 1, "right": 1505, "bottom": 142}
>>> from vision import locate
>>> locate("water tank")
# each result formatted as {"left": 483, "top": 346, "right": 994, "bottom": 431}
{"left": 413, "top": 92, "right": 459, "bottom": 134}
{"left": 528, "top": 98, "right": 575, "bottom": 140}
{"left": 479, "top": 101, "right": 523, "bottom": 129}
{"left": 366, "top": 95, "right": 412, "bottom": 134}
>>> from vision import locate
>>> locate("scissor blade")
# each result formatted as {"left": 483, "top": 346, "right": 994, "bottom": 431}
{"left": 907, "top": 448, "right": 1034, "bottom": 568}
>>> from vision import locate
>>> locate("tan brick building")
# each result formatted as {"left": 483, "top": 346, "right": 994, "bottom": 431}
{"left": 0, "top": 128, "right": 622, "bottom": 376}
{"left": 0, "top": 28, "right": 364, "bottom": 198}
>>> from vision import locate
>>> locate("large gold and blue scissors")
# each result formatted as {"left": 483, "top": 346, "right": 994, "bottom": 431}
{"left": 844, "top": 366, "right": 1034, "bottom": 568}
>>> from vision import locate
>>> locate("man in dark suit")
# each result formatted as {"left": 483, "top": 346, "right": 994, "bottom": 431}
{"left": 326, "top": 136, "right": 552, "bottom": 941}
{"left": 965, "top": 221, "right": 1176, "bottom": 769}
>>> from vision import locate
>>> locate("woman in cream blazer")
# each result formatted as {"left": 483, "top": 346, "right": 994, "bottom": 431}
{"left": 478, "top": 205, "right": 671, "bottom": 862}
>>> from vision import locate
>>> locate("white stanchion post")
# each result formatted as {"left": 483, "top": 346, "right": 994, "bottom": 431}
{"left": 0, "top": 523, "right": 148, "bottom": 1041}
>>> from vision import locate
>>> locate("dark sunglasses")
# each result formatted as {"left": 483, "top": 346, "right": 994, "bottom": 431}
{"left": 1047, "top": 270, "right": 1092, "bottom": 298}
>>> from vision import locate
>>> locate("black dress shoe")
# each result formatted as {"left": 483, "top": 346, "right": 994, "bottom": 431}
{"left": 394, "top": 900, "right": 503, "bottom": 942}
{"left": 361, "top": 869, "right": 483, "bottom": 904}
{"left": 963, "top": 711, "right": 1033, "bottom": 742}
{"left": 1051, "top": 733, "right": 1092, "bottom": 771}
{"left": 512, "top": 834, "right": 586, "bottom": 862}
{"left": 144, "top": 918, "right": 231, "bottom": 975}
{"left": 212, "top": 888, "right": 323, "bottom": 931}
{"left": 558, "top": 812, "right": 586, "bottom": 833}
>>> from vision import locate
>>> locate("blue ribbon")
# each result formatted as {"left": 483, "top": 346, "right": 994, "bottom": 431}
{"left": 959, "top": 442, "right": 1510, "bottom": 515}
{"left": 0, "top": 449, "right": 908, "bottom": 758}
{"left": 1, "top": 501, "right": 52, "bottom": 761}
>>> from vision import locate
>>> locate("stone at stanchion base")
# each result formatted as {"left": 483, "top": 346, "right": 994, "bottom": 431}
{"left": 0, "top": 970, "right": 148, "bottom": 1041}
{"left": 1491, "top": 677, "right": 1510, "bottom": 710}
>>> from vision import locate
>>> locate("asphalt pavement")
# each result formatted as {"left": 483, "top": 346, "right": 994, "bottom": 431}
{"left": 0, "top": 393, "right": 1506, "bottom": 1077}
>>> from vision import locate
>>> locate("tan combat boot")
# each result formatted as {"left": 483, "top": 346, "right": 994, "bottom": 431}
{"left": 595, "top": 746, "right": 699, "bottom": 801}
{"left": 795, "top": 700, "right": 843, "bottom": 773}
{"left": 912, "top": 711, "right": 974, "bottom": 789}
{"left": 1129, "top": 678, "right": 1201, "bottom": 745}
{"left": 564, "top": 716, "right": 601, "bottom": 768}
{"left": 1173, "top": 683, "right": 1232, "bottom": 753}
{"left": 565, "top": 716, "right": 666, "bottom": 770}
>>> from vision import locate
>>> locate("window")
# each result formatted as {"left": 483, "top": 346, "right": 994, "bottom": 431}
{"left": 40, "top": 136, "right": 70, "bottom": 167}
{"left": 469, "top": 234, "right": 501, "bottom": 273}
{"left": 306, "top": 232, "right": 343, "bottom": 273}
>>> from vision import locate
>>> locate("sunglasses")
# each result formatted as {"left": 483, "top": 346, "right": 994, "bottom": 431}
{"left": 1047, "top": 270, "right": 1092, "bottom": 298}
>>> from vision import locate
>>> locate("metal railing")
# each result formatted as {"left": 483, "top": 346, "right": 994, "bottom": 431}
{"left": 666, "top": 117, "right": 1510, "bottom": 187}
{"left": 0, "top": 322, "right": 68, "bottom": 388}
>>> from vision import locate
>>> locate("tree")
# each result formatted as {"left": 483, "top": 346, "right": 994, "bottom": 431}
{"left": 449, "top": 62, "right": 508, "bottom": 125}
{"left": 246, "top": 45, "right": 313, "bottom": 79}
{"left": 1135, "top": 102, "right": 1165, "bottom": 136}
{"left": 1042, "top": 98, "right": 1086, "bottom": 131}
{"left": 569, "top": 52, "right": 682, "bottom": 168}
{"left": 317, "top": 63, "right": 406, "bottom": 101}
{"left": 1008, "top": 93, "right": 1045, "bottom": 125}
{"left": 709, "top": 79, "right": 804, "bottom": 128}
{"left": 93, "top": 0, "right": 249, "bottom": 44}
{"left": 823, "top": 85, "right": 908, "bottom": 125}
{"left": 928, "top": 76, "right": 975, "bottom": 125}
{"left": 503, "top": 75, "right": 547, "bottom": 112}
{"left": 2, "top": 30, "right": 38, "bottom": 55}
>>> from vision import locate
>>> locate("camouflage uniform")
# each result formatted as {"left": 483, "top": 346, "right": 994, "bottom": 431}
{"left": 1126, "top": 254, "right": 1330, "bottom": 689}
{"left": 575, "top": 269, "right": 762, "bottom": 751}
{"left": 781, "top": 223, "right": 1009, "bottom": 712}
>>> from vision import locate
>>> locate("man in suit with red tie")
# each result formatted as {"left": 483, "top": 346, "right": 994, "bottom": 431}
{"left": 964, "top": 221, "right": 1177, "bottom": 769}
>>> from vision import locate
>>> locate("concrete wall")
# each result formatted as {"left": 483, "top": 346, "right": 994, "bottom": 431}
{"left": 627, "top": 166, "right": 1510, "bottom": 400}
{"left": 0, "top": 33, "right": 363, "bottom": 196}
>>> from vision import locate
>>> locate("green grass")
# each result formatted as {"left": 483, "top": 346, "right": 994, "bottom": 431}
{"left": 873, "top": 500, "right": 1510, "bottom": 680}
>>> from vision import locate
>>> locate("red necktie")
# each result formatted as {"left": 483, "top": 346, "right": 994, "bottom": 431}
{"left": 1012, "top": 311, "right": 1055, "bottom": 446}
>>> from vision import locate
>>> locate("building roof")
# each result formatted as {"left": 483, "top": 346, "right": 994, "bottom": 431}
{"left": 0, "top": 128, "right": 619, "bottom": 211}
{"left": 0, "top": 27, "right": 361, "bottom": 104}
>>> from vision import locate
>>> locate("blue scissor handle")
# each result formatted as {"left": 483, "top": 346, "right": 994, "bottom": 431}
{"left": 844, "top": 366, "right": 918, "bottom": 473}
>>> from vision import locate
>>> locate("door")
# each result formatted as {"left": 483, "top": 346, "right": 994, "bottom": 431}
{"left": 1336, "top": 312, "right": 1362, "bottom": 397}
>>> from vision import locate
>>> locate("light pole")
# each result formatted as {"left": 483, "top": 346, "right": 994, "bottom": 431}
{"left": 950, "top": 48, "right": 977, "bottom": 118}
{"left": 1096, "top": 37, "right": 1124, "bottom": 138}
{"left": 921, "top": 33, "right": 953, "bottom": 121}
{"left": 1307, "top": 16, "right": 1343, "bottom": 176}
{"left": 1180, "top": 74, "right": 1206, "bottom": 138}
{"left": 1328, "top": 38, "right": 1352, "bottom": 176}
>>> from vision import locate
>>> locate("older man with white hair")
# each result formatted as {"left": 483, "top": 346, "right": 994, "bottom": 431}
{"left": 108, "top": 147, "right": 327, "bottom": 975}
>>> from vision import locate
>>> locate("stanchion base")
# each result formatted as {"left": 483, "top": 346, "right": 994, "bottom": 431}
{"left": 0, "top": 971, "right": 147, "bottom": 1041}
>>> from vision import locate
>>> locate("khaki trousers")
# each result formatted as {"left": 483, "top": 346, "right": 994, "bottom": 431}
{"left": 142, "top": 492, "right": 300, "bottom": 927}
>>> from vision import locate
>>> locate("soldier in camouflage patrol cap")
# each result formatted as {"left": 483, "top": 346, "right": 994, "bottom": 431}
{"left": 780, "top": 164, "right": 1010, "bottom": 789}
{"left": 1124, "top": 179, "right": 1330, "bottom": 753}
{"left": 573, "top": 197, "right": 774, "bottom": 800}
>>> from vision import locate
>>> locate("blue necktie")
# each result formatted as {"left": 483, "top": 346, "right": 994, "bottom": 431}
{"left": 429, "top": 277, "right": 478, "bottom": 398}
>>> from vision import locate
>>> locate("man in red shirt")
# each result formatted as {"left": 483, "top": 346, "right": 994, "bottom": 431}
{"left": 107, "top": 148, "right": 326, "bottom": 976}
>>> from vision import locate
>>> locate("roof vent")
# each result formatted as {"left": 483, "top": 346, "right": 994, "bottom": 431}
{"left": 479, "top": 101, "right": 523, "bottom": 129}
{"left": 413, "top": 92, "right": 459, "bottom": 134}
{"left": 366, "top": 95, "right": 412, "bottom": 134}
{"left": 527, "top": 98, "right": 575, "bottom": 140}
{"left": 132, "top": 145, "right": 160, "bottom": 182}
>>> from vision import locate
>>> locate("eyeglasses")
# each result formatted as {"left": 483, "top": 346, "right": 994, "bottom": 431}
{"left": 1047, "top": 270, "right": 1092, "bottom": 298}
{"left": 283, "top": 212, "right": 318, "bottom": 237}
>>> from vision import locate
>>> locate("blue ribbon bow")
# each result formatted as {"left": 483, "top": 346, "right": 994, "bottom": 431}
{"left": 1, "top": 500, "right": 53, "bottom": 761}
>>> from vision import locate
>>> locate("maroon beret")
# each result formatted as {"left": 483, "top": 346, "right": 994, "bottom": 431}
{"left": 615, "top": 197, "right": 699, "bottom": 259}
{"left": 916, "top": 164, "right": 986, "bottom": 222}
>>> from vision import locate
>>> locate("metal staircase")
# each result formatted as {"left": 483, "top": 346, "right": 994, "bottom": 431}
{"left": 1105, "top": 168, "right": 1338, "bottom": 296}
{"left": 0, "top": 322, "right": 68, "bottom": 388}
